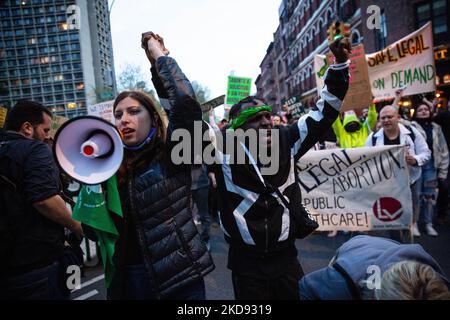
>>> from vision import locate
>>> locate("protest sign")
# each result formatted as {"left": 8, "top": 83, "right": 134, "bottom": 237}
{"left": 201, "top": 95, "right": 225, "bottom": 113}
{"left": 283, "top": 95, "right": 305, "bottom": 119}
{"left": 297, "top": 145, "right": 412, "bottom": 231}
{"left": 366, "top": 22, "right": 435, "bottom": 100}
{"left": 314, "top": 53, "right": 328, "bottom": 93}
{"left": 226, "top": 76, "right": 252, "bottom": 105}
{"left": 315, "top": 44, "right": 372, "bottom": 111}
{"left": 87, "top": 100, "right": 115, "bottom": 124}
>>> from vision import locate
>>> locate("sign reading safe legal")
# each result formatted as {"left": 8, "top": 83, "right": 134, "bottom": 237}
{"left": 366, "top": 22, "right": 436, "bottom": 100}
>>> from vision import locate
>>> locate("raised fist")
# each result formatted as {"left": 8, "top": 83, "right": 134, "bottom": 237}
{"left": 329, "top": 37, "right": 351, "bottom": 64}
{"left": 141, "top": 31, "right": 169, "bottom": 66}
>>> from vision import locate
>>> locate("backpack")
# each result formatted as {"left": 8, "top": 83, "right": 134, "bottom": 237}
{"left": 372, "top": 125, "right": 416, "bottom": 146}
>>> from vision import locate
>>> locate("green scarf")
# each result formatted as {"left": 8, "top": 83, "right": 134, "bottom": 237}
{"left": 230, "top": 105, "right": 272, "bottom": 130}
{"left": 72, "top": 175, "right": 123, "bottom": 288}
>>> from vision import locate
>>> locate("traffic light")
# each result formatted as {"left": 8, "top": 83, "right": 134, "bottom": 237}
{"left": 327, "top": 21, "right": 352, "bottom": 43}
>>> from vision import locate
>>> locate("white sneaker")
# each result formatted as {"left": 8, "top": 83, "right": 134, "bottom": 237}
{"left": 413, "top": 223, "right": 421, "bottom": 237}
{"left": 425, "top": 223, "right": 438, "bottom": 236}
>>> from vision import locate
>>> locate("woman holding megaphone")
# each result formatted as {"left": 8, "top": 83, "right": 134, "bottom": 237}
{"left": 103, "top": 33, "right": 214, "bottom": 300}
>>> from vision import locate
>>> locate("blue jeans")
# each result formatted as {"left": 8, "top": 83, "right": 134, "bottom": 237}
{"left": 108, "top": 264, "right": 206, "bottom": 300}
{"left": 0, "top": 261, "right": 70, "bottom": 300}
{"left": 418, "top": 161, "right": 438, "bottom": 225}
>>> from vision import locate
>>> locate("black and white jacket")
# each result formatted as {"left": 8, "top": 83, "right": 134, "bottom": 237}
{"left": 210, "top": 61, "right": 350, "bottom": 255}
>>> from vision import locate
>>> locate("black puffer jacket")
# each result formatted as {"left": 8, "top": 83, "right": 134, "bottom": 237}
{"left": 109, "top": 56, "right": 214, "bottom": 298}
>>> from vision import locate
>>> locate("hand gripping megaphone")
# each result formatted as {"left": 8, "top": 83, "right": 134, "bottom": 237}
{"left": 53, "top": 116, "right": 124, "bottom": 185}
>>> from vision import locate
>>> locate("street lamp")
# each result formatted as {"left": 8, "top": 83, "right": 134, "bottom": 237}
{"left": 109, "top": 0, "right": 116, "bottom": 16}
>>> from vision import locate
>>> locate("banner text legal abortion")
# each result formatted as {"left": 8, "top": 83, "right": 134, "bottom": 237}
{"left": 297, "top": 148, "right": 404, "bottom": 194}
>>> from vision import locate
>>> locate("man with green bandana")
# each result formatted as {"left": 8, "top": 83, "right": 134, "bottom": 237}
{"left": 207, "top": 37, "right": 352, "bottom": 300}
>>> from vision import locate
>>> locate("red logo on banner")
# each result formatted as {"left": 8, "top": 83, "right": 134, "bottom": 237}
{"left": 373, "top": 197, "right": 403, "bottom": 222}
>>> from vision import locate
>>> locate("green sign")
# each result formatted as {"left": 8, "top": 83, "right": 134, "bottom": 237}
{"left": 226, "top": 76, "right": 252, "bottom": 105}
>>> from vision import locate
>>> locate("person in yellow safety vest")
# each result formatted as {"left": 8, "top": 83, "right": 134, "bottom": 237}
{"left": 329, "top": 104, "right": 377, "bottom": 238}
{"left": 332, "top": 104, "right": 377, "bottom": 148}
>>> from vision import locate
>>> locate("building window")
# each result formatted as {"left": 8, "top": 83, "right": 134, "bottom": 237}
{"left": 375, "top": 10, "right": 387, "bottom": 51}
{"left": 416, "top": 0, "right": 448, "bottom": 35}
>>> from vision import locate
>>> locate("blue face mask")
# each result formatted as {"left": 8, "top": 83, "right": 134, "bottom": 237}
{"left": 123, "top": 127, "right": 157, "bottom": 151}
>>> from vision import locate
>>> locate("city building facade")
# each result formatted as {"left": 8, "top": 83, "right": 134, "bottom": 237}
{"left": 256, "top": 0, "right": 449, "bottom": 112}
{"left": 0, "top": 0, "right": 116, "bottom": 118}
{"left": 360, "top": 0, "right": 449, "bottom": 106}
{"left": 255, "top": 42, "right": 277, "bottom": 108}
{"left": 256, "top": 0, "right": 362, "bottom": 112}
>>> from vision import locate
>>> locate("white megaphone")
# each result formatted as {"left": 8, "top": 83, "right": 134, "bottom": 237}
{"left": 53, "top": 116, "right": 124, "bottom": 185}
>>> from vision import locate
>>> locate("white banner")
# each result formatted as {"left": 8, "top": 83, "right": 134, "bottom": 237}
{"left": 297, "top": 145, "right": 412, "bottom": 231}
{"left": 87, "top": 100, "right": 115, "bottom": 124}
{"left": 366, "top": 22, "right": 436, "bottom": 100}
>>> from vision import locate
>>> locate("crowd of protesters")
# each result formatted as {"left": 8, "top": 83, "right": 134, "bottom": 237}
{"left": 1, "top": 32, "right": 449, "bottom": 301}
{"left": 278, "top": 88, "right": 450, "bottom": 240}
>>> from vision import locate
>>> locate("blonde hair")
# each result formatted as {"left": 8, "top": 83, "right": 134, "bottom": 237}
{"left": 379, "top": 261, "right": 450, "bottom": 300}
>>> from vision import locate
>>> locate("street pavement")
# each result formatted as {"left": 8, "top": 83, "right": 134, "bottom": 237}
{"left": 71, "top": 218, "right": 450, "bottom": 300}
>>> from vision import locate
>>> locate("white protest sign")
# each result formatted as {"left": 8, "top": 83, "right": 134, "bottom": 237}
{"left": 366, "top": 22, "right": 435, "bottom": 100}
{"left": 314, "top": 53, "right": 328, "bottom": 96}
{"left": 87, "top": 100, "right": 115, "bottom": 124}
{"left": 297, "top": 145, "right": 412, "bottom": 231}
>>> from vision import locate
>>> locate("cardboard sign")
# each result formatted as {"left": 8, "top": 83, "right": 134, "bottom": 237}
{"left": 297, "top": 145, "right": 412, "bottom": 231}
{"left": 315, "top": 44, "right": 372, "bottom": 111}
{"left": 201, "top": 95, "right": 226, "bottom": 113}
{"left": 366, "top": 22, "right": 436, "bottom": 100}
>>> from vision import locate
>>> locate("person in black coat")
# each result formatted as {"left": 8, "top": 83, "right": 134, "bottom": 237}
{"left": 104, "top": 33, "right": 214, "bottom": 300}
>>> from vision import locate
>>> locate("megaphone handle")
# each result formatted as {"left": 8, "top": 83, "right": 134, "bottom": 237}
{"left": 85, "top": 129, "right": 115, "bottom": 159}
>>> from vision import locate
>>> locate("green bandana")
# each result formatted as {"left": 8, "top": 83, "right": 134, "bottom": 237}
{"left": 230, "top": 105, "right": 272, "bottom": 130}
